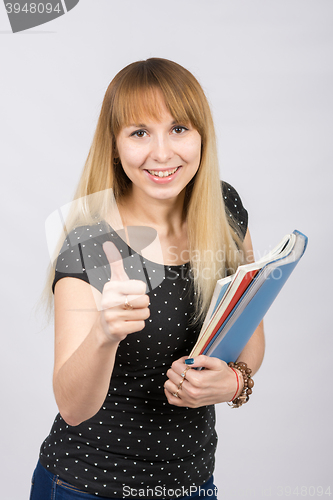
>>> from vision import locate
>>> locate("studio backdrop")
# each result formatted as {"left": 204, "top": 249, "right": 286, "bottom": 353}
{"left": 0, "top": 1, "right": 332, "bottom": 499}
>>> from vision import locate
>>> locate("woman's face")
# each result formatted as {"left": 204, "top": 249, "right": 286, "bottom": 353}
{"left": 116, "top": 99, "right": 202, "bottom": 203}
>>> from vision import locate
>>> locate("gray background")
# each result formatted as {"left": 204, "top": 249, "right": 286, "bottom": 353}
{"left": 1, "top": 1, "right": 332, "bottom": 498}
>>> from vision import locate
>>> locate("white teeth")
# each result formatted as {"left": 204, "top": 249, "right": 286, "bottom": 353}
{"left": 147, "top": 167, "right": 178, "bottom": 178}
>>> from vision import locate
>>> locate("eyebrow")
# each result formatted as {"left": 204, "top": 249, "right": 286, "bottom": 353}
{"left": 126, "top": 120, "right": 177, "bottom": 128}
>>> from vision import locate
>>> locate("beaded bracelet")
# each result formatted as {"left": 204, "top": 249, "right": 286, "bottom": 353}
{"left": 227, "top": 361, "right": 254, "bottom": 408}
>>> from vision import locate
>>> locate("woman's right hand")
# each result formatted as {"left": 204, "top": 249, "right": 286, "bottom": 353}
{"left": 53, "top": 241, "right": 150, "bottom": 426}
{"left": 99, "top": 241, "right": 150, "bottom": 343}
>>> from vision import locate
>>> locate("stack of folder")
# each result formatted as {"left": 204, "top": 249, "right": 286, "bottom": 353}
{"left": 189, "top": 230, "right": 308, "bottom": 363}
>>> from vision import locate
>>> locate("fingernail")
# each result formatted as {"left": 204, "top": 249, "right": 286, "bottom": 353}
{"left": 185, "top": 358, "right": 194, "bottom": 365}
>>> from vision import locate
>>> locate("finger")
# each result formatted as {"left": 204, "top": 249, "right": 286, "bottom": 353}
{"left": 185, "top": 355, "right": 226, "bottom": 371}
{"left": 103, "top": 241, "right": 129, "bottom": 282}
{"left": 102, "top": 282, "right": 148, "bottom": 311}
{"left": 163, "top": 388, "right": 183, "bottom": 407}
{"left": 103, "top": 318, "right": 148, "bottom": 339}
{"left": 120, "top": 293, "right": 150, "bottom": 309}
{"left": 103, "top": 279, "right": 147, "bottom": 296}
{"left": 164, "top": 370, "right": 190, "bottom": 394}
{"left": 164, "top": 381, "right": 182, "bottom": 400}
{"left": 101, "top": 294, "right": 150, "bottom": 312}
{"left": 167, "top": 356, "right": 188, "bottom": 375}
{"left": 103, "top": 305, "right": 150, "bottom": 324}
{"left": 172, "top": 356, "right": 188, "bottom": 367}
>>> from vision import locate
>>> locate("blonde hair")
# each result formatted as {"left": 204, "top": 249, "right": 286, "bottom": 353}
{"left": 44, "top": 58, "right": 245, "bottom": 322}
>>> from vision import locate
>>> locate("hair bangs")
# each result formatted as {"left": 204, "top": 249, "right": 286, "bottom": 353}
{"left": 110, "top": 60, "right": 206, "bottom": 139}
{"left": 111, "top": 86, "right": 169, "bottom": 134}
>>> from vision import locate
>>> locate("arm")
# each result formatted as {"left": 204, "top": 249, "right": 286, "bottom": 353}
{"left": 53, "top": 277, "right": 119, "bottom": 428}
{"left": 53, "top": 242, "right": 150, "bottom": 426}
{"left": 164, "top": 228, "right": 265, "bottom": 407}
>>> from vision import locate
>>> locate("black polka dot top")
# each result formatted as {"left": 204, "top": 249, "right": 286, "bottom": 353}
{"left": 39, "top": 182, "right": 248, "bottom": 498}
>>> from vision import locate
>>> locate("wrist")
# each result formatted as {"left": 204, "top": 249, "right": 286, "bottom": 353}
{"left": 228, "top": 367, "right": 244, "bottom": 402}
{"left": 232, "top": 368, "right": 244, "bottom": 400}
{"left": 227, "top": 361, "right": 254, "bottom": 408}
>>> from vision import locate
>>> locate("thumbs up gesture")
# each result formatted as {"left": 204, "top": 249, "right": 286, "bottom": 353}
{"left": 99, "top": 241, "right": 150, "bottom": 343}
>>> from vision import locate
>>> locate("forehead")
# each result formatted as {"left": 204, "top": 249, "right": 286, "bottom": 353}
{"left": 114, "top": 87, "right": 191, "bottom": 132}
{"left": 125, "top": 107, "right": 176, "bottom": 128}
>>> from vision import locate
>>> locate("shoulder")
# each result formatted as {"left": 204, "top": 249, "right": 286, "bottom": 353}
{"left": 53, "top": 222, "right": 115, "bottom": 293}
{"left": 55, "top": 223, "right": 109, "bottom": 272}
{"left": 220, "top": 180, "right": 248, "bottom": 239}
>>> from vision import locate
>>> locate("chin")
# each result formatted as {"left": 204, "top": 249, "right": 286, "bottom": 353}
{"left": 147, "top": 187, "right": 184, "bottom": 201}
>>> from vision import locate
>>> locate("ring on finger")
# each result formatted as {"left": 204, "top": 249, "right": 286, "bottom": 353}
{"left": 123, "top": 295, "right": 133, "bottom": 310}
{"left": 177, "top": 378, "right": 185, "bottom": 391}
{"left": 180, "top": 366, "right": 191, "bottom": 380}
{"left": 172, "top": 389, "right": 180, "bottom": 398}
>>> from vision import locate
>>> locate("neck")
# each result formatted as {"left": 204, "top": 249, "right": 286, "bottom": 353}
{"left": 117, "top": 186, "right": 186, "bottom": 235}
{"left": 114, "top": 186, "right": 189, "bottom": 266}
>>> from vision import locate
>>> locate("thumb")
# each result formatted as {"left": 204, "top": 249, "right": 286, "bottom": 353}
{"left": 187, "top": 355, "right": 226, "bottom": 371}
{"left": 103, "top": 241, "right": 129, "bottom": 282}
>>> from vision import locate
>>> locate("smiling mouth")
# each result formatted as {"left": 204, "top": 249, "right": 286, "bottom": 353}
{"left": 146, "top": 167, "right": 180, "bottom": 178}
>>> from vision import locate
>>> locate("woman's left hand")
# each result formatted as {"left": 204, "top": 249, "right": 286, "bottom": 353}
{"left": 164, "top": 355, "right": 241, "bottom": 407}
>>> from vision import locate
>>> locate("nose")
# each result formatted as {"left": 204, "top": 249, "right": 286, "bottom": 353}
{"left": 150, "top": 135, "right": 174, "bottom": 164}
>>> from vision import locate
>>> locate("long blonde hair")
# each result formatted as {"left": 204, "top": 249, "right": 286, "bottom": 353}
{"left": 45, "top": 58, "right": 245, "bottom": 322}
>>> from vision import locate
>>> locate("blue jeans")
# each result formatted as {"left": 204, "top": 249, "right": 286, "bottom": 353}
{"left": 29, "top": 461, "right": 218, "bottom": 500}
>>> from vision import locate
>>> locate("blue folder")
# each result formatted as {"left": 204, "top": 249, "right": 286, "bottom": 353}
{"left": 203, "top": 230, "right": 308, "bottom": 363}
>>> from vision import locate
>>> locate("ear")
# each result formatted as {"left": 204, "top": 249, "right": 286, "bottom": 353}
{"left": 113, "top": 149, "right": 121, "bottom": 166}
{"left": 112, "top": 137, "right": 119, "bottom": 160}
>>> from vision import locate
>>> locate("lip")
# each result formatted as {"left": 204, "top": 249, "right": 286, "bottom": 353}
{"left": 143, "top": 166, "right": 181, "bottom": 184}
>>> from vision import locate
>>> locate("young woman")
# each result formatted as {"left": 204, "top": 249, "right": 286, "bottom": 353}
{"left": 30, "top": 58, "right": 265, "bottom": 500}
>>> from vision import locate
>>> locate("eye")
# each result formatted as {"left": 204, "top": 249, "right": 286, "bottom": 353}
{"left": 130, "top": 129, "right": 147, "bottom": 138}
{"left": 172, "top": 126, "right": 188, "bottom": 134}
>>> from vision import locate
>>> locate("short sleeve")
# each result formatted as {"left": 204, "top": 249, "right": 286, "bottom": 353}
{"left": 52, "top": 223, "right": 112, "bottom": 294}
{"left": 221, "top": 181, "right": 248, "bottom": 240}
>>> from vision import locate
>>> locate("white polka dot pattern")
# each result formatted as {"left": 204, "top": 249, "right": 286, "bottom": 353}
{"left": 39, "top": 182, "right": 248, "bottom": 497}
